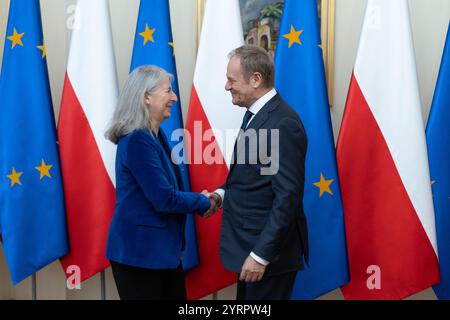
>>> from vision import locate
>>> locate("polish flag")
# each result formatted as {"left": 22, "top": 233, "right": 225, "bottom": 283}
{"left": 336, "top": 0, "right": 440, "bottom": 299}
{"left": 184, "top": 0, "right": 244, "bottom": 299}
{"left": 58, "top": 0, "right": 118, "bottom": 282}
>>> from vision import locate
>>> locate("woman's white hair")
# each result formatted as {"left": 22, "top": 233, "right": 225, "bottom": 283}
{"left": 106, "top": 65, "right": 173, "bottom": 144}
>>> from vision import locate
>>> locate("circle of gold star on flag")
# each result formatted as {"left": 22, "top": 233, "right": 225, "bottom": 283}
{"left": 139, "top": 24, "right": 156, "bottom": 45}
{"left": 313, "top": 173, "right": 334, "bottom": 197}
{"left": 283, "top": 25, "right": 303, "bottom": 48}
{"left": 7, "top": 167, "right": 23, "bottom": 187}
{"left": 7, "top": 28, "right": 25, "bottom": 48}
{"left": 37, "top": 45, "right": 46, "bottom": 58}
{"left": 35, "top": 159, "right": 53, "bottom": 180}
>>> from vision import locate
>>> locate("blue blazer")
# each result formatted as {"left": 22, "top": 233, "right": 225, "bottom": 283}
{"left": 105, "top": 129, "right": 210, "bottom": 269}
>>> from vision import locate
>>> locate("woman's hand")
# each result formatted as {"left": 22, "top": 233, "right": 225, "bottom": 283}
{"left": 201, "top": 190, "right": 221, "bottom": 218}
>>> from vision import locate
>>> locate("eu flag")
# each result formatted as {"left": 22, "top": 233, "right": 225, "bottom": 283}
{"left": 130, "top": 0, "right": 199, "bottom": 269}
{"left": 274, "top": 0, "right": 349, "bottom": 299}
{"left": 0, "top": 0, "right": 68, "bottom": 284}
{"left": 426, "top": 23, "right": 450, "bottom": 300}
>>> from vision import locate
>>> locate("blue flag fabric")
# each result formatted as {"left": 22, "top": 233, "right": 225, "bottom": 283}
{"left": 130, "top": 0, "right": 199, "bottom": 270}
{"left": 427, "top": 23, "right": 450, "bottom": 300}
{"left": 274, "top": 0, "right": 349, "bottom": 299}
{"left": 0, "top": 0, "right": 68, "bottom": 284}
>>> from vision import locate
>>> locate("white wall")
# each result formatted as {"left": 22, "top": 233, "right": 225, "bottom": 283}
{"left": 0, "top": 0, "right": 449, "bottom": 300}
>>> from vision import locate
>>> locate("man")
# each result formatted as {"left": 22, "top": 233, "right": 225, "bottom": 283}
{"left": 211, "top": 45, "right": 309, "bottom": 300}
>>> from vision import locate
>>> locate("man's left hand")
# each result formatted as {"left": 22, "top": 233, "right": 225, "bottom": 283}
{"left": 239, "top": 255, "right": 266, "bottom": 283}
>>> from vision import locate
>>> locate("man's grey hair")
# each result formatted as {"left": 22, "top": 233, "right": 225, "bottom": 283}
{"left": 106, "top": 65, "right": 173, "bottom": 144}
{"left": 228, "top": 45, "right": 275, "bottom": 88}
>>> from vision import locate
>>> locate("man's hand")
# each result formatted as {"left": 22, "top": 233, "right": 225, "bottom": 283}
{"left": 239, "top": 255, "right": 266, "bottom": 283}
{"left": 201, "top": 190, "right": 221, "bottom": 218}
{"left": 209, "top": 192, "right": 222, "bottom": 209}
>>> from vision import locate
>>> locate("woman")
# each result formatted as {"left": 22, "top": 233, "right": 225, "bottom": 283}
{"left": 105, "top": 66, "right": 215, "bottom": 300}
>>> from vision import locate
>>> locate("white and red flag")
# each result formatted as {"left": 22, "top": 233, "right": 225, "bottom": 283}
{"left": 58, "top": 0, "right": 118, "bottom": 282}
{"left": 336, "top": 0, "right": 440, "bottom": 299}
{"left": 184, "top": 0, "right": 244, "bottom": 299}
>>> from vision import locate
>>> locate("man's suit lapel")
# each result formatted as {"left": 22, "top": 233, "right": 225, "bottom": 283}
{"left": 228, "top": 94, "right": 280, "bottom": 175}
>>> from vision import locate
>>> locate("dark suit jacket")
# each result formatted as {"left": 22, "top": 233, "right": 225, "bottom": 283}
{"left": 219, "top": 94, "right": 308, "bottom": 276}
{"left": 106, "top": 129, "right": 210, "bottom": 269}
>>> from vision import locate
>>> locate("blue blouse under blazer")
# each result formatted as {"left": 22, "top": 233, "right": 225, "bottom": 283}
{"left": 105, "top": 129, "right": 210, "bottom": 269}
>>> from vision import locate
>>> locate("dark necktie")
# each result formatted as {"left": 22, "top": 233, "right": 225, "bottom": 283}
{"left": 240, "top": 110, "right": 254, "bottom": 130}
{"left": 232, "top": 110, "right": 254, "bottom": 165}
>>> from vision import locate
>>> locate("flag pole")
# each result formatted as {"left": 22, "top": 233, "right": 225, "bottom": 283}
{"left": 101, "top": 271, "right": 106, "bottom": 300}
{"left": 32, "top": 273, "right": 37, "bottom": 300}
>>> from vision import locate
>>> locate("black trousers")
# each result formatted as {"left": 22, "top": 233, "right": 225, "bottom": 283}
{"left": 110, "top": 260, "right": 186, "bottom": 300}
{"left": 236, "top": 271, "right": 297, "bottom": 300}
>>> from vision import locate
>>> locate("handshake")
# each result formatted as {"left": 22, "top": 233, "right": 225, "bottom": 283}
{"left": 201, "top": 190, "right": 222, "bottom": 219}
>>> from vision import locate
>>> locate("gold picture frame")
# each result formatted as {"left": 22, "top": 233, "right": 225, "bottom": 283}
{"left": 196, "top": 0, "right": 335, "bottom": 107}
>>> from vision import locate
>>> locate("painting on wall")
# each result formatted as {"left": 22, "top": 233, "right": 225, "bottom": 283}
{"left": 196, "top": 0, "right": 335, "bottom": 105}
